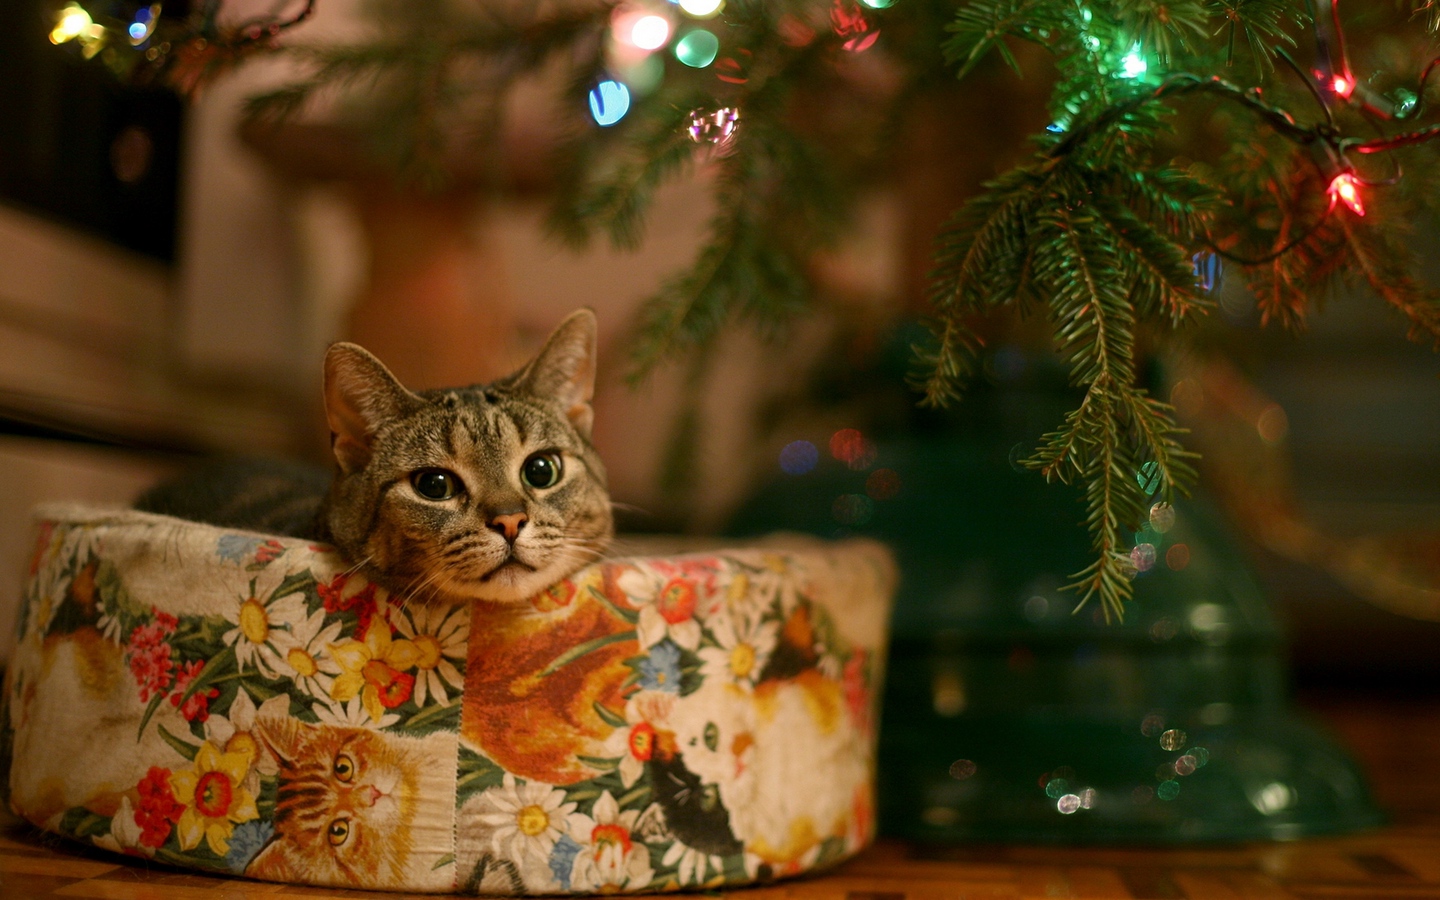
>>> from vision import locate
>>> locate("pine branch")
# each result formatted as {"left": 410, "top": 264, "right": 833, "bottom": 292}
{"left": 943, "top": 0, "right": 1069, "bottom": 78}
{"left": 1338, "top": 215, "right": 1440, "bottom": 348}
{"left": 1206, "top": 0, "right": 1305, "bottom": 72}
{"left": 1089, "top": 188, "right": 1213, "bottom": 325}
{"left": 548, "top": 100, "right": 704, "bottom": 251}
{"left": 1116, "top": 0, "right": 1210, "bottom": 63}
{"left": 929, "top": 165, "right": 1046, "bottom": 314}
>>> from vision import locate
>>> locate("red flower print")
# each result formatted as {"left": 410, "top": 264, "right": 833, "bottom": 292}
{"left": 254, "top": 539, "right": 284, "bottom": 564}
{"left": 170, "top": 660, "right": 219, "bottom": 723}
{"left": 135, "top": 767, "right": 183, "bottom": 848}
{"left": 318, "top": 574, "right": 381, "bottom": 633}
{"left": 363, "top": 660, "right": 416, "bottom": 709}
{"left": 127, "top": 626, "right": 175, "bottom": 703}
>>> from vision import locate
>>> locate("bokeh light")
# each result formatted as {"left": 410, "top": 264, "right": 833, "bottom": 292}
{"left": 829, "top": 428, "right": 874, "bottom": 469}
{"left": 1192, "top": 250, "right": 1223, "bottom": 293}
{"left": 1079, "top": 788, "right": 1097, "bottom": 809}
{"left": 674, "top": 28, "right": 719, "bottom": 67}
{"left": 948, "top": 759, "right": 976, "bottom": 780}
{"left": 1157, "top": 780, "right": 1181, "bottom": 801}
{"left": 1149, "top": 502, "right": 1176, "bottom": 533}
{"left": 1130, "top": 542, "right": 1157, "bottom": 573}
{"left": 714, "top": 53, "right": 749, "bottom": 84}
{"left": 1044, "top": 777, "right": 1069, "bottom": 799}
{"left": 1165, "top": 542, "right": 1190, "bottom": 571}
{"left": 589, "top": 80, "right": 631, "bottom": 126}
{"left": 1132, "top": 785, "right": 1155, "bottom": 804}
{"left": 631, "top": 14, "right": 671, "bottom": 50}
{"left": 686, "top": 106, "right": 740, "bottom": 149}
{"left": 1023, "top": 595, "right": 1049, "bottom": 622}
{"left": 778, "top": 440, "right": 819, "bottom": 475}
{"left": 1140, "top": 713, "right": 1165, "bottom": 737}
{"left": 1251, "top": 781, "right": 1292, "bottom": 814}
{"left": 1174, "top": 755, "right": 1197, "bottom": 776}
{"left": 832, "top": 493, "right": 874, "bottom": 526}
{"left": 50, "top": 3, "right": 94, "bottom": 44}
{"left": 866, "top": 468, "right": 900, "bottom": 500}
{"left": 860, "top": 0, "right": 896, "bottom": 6}
{"left": 1257, "top": 403, "right": 1289, "bottom": 444}
{"left": 1159, "top": 729, "right": 1187, "bottom": 751}
{"left": 1056, "top": 793, "right": 1082, "bottom": 814}
{"left": 1135, "top": 461, "right": 1161, "bottom": 494}
{"left": 679, "top": 0, "right": 724, "bottom": 17}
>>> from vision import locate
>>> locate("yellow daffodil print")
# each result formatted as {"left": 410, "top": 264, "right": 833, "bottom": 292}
{"left": 168, "top": 741, "right": 260, "bottom": 856}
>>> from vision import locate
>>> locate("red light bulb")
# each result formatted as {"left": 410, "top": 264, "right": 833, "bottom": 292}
{"left": 1331, "top": 75, "right": 1354, "bottom": 98}
{"left": 1327, "top": 172, "right": 1365, "bottom": 216}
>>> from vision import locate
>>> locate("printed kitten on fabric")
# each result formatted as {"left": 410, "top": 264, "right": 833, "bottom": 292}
{"left": 137, "top": 310, "right": 614, "bottom": 605}
{"left": 245, "top": 713, "right": 456, "bottom": 889}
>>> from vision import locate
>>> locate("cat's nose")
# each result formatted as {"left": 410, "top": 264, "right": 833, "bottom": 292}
{"left": 488, "top": 512, "right": 528, "bottom": 543}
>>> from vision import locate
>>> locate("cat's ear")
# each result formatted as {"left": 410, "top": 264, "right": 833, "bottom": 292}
{"left": 511, "top": 309, "right": 599, "bottom": 438}
{"left": 324, "top": 343, "right": 423, "bottom": 473}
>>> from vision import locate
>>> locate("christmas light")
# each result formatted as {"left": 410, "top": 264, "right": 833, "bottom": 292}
{"left": 631, "top": 15, "right": 670, "bottom": 50}
{"left": 588, "top": 80, "right": 631, "bottom": 126}
{"left": 1327, "top": 172, "right": 1365, "bottom": 216}
{"left": 1331, "top": 74, "right": 1354, "bottom": 97}
{"left": 1120, "top": 45, "right": 1147, "bottom": 79}
{"left": 859, "top": 0, "right": 896, "bottom": 7}
{"left": 674, "top": 29, "right": 718, "bottom": 67}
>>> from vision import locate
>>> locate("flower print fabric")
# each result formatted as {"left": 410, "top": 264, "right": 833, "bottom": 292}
{"left": 3, "top": 505, "right": 895, "bottom": 894}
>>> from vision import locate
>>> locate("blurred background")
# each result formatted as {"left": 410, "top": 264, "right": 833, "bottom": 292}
{"left": 1, "top": 0, "right": 1438, "bottom": 791}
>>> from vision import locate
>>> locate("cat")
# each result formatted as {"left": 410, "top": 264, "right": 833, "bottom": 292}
{"left": 246, "top": 713, "right": 456, "bottom": 889}
{"left": 136, "top": 310, "right": 614, "bottom": 605}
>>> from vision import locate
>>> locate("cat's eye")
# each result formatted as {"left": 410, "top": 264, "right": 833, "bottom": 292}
{"left": 521, "top": 452, "right": 563, "bottom": 489}
{"left": 411, "top": 469, "right": 462, "bottom": 501}
{"left": 328, "top": 818, "right": 351, "bottom": 846}
{"left": 333, "top": 753, "right": 355, "bottom": 782}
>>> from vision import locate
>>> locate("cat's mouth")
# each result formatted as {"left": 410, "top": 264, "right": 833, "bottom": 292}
{"left": 478, "top": 557, "right": 537, "bottom": 583}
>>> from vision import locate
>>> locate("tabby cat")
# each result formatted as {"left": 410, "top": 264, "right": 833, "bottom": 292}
{"left": 136, "top": 310, "right": 614, "bottom": 605}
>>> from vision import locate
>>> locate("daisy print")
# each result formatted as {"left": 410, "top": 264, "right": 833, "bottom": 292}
{"left": 269, "top": 607, "right": 344, "bottom": 701}
{"left": 568, "top": 791, "right": 655, "bottom": 890}
{"left": 472, "top": 774, "right": 581, "bottom": 869}
{"left": 662, "top": 839, "right": 724, "bottom": 887}
{"left": 698, "top": 610, "right": 780, "bottom": 689}
{"left": 220, "top": 568, "right": 307, "bottom": 678}
{"left": 312, "top": 695, "right": 400, "bottom": 730}
{"left": 391, "top": 601, "right": 467, "bottom": 707}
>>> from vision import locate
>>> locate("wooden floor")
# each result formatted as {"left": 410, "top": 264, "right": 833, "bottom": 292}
{"left": 3, "top": 694, "right": 1439, "bottom": 900}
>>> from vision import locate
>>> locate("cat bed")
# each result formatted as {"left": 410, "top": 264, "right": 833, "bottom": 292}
{"left": 2, "top": 505, "right": 895, "bottom": 894}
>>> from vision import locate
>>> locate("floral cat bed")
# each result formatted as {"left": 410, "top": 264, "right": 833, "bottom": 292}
{"left": 1, "top": 506, "right": 895, "bottom": 894}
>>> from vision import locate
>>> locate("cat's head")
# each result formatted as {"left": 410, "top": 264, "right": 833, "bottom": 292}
{"left": 320, "top": 310, "right": 614, "bottom": 605}
{"left": 246, "top": 718, "right": 421, "bottom": 888}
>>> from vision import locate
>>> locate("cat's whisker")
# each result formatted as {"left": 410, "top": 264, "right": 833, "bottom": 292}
{"left": 341, "top": 555, "right": 374, "bottom": 579}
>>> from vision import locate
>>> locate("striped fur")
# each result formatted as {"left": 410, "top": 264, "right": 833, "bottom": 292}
{"left": 319, "top": 310, "right": 614, "bottom": 605}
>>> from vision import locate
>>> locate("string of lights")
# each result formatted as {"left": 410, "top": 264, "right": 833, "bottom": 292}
{"left": 41, "top": 0, "right": 1440, "bottom": 620}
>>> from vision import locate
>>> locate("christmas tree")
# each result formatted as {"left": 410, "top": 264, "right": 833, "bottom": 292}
{"left": 52, "top": 0, "right": 1440, "bottom": 620}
